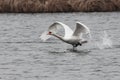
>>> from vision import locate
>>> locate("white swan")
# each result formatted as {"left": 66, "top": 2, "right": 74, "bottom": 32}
{"left": 40, "top": 21, "right": 90, "bottom": 50}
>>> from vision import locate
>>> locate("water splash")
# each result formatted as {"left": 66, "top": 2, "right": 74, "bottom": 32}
{"left": 88, "top": 33, "right": 92, "bottom": 41}
{"left": 96, "top": 31, "right": 113, "bottom": 49}
{"left": 40, "top": 31, "right": 51, "bottom": 41}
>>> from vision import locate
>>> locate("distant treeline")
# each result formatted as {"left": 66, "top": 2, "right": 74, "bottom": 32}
{"left": 0, "top": 0, "right": 120, "bottom": 12}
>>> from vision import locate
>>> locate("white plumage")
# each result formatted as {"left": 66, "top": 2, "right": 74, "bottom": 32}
{"left": 48, "top": 21, "right": 73, "bottom": 39}
{"left": 40, "top": 21, "right": 90, "bottom": 50}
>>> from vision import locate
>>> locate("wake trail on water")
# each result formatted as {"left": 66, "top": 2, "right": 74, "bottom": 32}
{"left": 95, "top": 31, "right": 113, "bottom": 49}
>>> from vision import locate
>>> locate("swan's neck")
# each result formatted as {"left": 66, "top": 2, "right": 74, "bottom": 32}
{"left": 51, "top": 34, "right": 64, "bottom": 41}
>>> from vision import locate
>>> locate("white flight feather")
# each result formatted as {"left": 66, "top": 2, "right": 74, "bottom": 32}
{"left": 40, "top": 21, "right": 90, "bottom": 43}
{"left": 48, "top": 21, "right": 73, "bottom": 39}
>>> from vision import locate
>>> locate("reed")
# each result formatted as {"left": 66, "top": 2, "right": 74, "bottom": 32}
{"left": 13, "top": 0, "right": 45, "bottom": 12}
{"left": 85, "top": 0, "right": 107, "bottom": 11}
{"left": 104, "top": 0, "right": 116, "bottom": 11}
{"left": 0, "top": 0, "right": 120, "bottom": 12}
{"left": 44, "top": 0, "right": 73, "bottom": 12}
{"left": 69, "top": 0, "right": 87, "bottom": 12}
{"left": 111, "top": 0, "right": 120, "bottom": 11}
{"left": 0, "top": 0, "right": 45, "bottom": 12}
{"left": 69, "top": 0, "right": 117, "bottom": 12}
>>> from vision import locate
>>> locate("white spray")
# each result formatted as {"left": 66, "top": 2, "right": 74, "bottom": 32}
{"left": 96, "top": 31, "right": 113, "bottom": 49}
{"left": 40, "top": 31, "right": 51, "bottom": 41}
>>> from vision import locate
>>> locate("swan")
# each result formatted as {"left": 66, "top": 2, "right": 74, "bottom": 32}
{"left": 40, "top": 21, "right": 90, "bottom": 50}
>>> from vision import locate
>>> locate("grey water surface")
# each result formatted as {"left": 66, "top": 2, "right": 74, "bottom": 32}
{"left": 0, "top": 12, "right": 120, "bottom": 80}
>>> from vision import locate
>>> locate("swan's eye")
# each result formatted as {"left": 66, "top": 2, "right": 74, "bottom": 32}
{"left": 48, "top": 32, "right": 52, "bottom": 35}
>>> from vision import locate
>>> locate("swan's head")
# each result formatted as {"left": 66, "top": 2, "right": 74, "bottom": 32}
{"left": 47, "top": 31, "right": 52, "bottom": 35}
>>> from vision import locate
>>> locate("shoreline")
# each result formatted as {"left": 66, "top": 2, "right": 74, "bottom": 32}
{"left": 0, "top": 0, "right": 120, "bottom": 13}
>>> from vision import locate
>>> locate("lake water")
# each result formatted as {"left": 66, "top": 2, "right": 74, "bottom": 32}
{"left": 0, "top": 12, "right": 120, "bottom": 80}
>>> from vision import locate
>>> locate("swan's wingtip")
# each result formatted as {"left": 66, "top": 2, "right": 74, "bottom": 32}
{"left": 54, "top": 21, "right": 65, "bottom": 25}
{"left": 55, "top": 21, "right": 61, "bottom": 23}
{"left": 76, "top": 21, "right": 83, "bottom": 24}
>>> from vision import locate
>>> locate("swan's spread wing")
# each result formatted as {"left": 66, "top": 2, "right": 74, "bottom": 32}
{"left": 49, "top": 21, "right": 73, "bottom": 38}
{"left": 73, "top": 22, "right": 90, "bottom": 38}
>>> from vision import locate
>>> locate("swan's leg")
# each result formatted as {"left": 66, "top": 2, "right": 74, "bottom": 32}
{"left": 78, "top": 42, "right": 82, "bottom": 46}
{"left": 78, "top": 40, "right": 88, "bottom": 47}
{"left": 73, "top": 47, "right": 77, "bottom": 51}
{"left": 73, "top": 44, "right": 77, "bottom": 51}
{"left": 81, "top": 40, "right": 88, "bottom": 44}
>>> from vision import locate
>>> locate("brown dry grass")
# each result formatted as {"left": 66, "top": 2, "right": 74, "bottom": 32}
{"left": 68, "top": 0, "right": 86, "bottom": 12}
{"left": 0, "top": 0, "right": 120, "bottom": 12}
{"left": 85, "top": 0, "right": 108, "bottom": 11}
{"left": 111, "top": 0, "right": 120, "bottom": 10}
{"left": 69, "top": 0, "right": 118, "bottom": 12}
{"left": 44, "top": 0, "right": 73, "bottom": 12}
{"left": 0, "top": 0, "right": 45, "bottom": 12}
